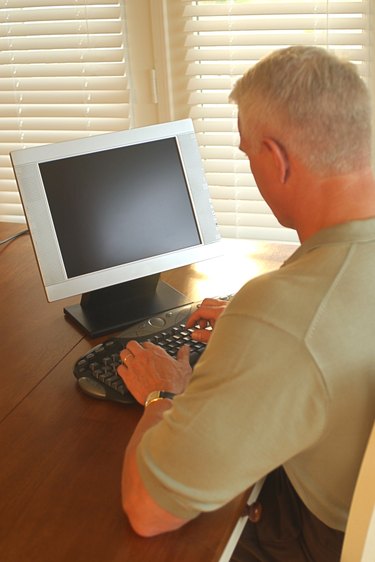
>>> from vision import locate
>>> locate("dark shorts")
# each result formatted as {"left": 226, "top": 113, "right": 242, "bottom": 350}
{"left": 230, "top": 467, "right": 344, "bottom": 562}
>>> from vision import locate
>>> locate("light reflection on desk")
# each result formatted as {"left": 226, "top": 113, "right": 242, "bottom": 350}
{"left": 188, "top": 239, "right": 298, "bottom": 298}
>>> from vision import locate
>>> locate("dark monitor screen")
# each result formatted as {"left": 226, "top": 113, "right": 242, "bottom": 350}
{"left": 40, "top": 137, "right": 201, "bottom": 279}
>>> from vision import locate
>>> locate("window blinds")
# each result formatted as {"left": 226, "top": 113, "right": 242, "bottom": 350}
{"left": 180, "top": 0, "right": 370, "bottom": 242}
{"left": 1, "top": 1, "right": 372, "bottom": 243}
{"left": 0, "top": 0, "right": 130, "bottom": 223}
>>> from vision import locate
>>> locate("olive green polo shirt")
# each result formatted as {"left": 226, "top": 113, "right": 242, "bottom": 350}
{"left": 138, "top": 218, "right": 375, "bottom": 531}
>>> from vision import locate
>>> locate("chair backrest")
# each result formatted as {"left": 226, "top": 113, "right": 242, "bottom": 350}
{"left": 340, "top": 422, "right": 375, "bottom": 562}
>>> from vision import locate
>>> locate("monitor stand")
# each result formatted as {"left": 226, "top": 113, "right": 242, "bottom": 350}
{"left": 64, "top": 273, "right": 191, "bottom": 338}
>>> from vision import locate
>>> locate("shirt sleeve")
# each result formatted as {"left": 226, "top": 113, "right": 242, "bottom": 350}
{"left": 136, "top": 278, "right": 328, "bottom": 520}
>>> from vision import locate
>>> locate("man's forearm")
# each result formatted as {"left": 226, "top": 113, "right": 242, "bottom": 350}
{"left": 122, "top": 399, "right": 188, "bottom": 536}
{"left": 126, "top": 398, "right": 173, "bottom": 452}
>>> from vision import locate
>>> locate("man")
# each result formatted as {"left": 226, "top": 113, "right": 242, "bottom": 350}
{"left": 117, "top": 46, "right": 375, "bottom": 561}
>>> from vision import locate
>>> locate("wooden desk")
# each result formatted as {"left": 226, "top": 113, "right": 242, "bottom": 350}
{"left": 0, "top": 222, "right": 296, "bottom": 562}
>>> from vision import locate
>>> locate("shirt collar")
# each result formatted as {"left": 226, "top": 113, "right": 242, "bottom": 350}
{"left": 283, "top": 218, "right": 375, "bottom": 266}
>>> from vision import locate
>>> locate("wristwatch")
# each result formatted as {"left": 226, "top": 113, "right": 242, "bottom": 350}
{"left": 144, "top": 390, "right": 176, "bottom": 408}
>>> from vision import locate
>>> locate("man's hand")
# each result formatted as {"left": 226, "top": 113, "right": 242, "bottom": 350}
{"left": 118, "top": 342, "right": 192, "bottom": 405}
{"left": 185, "top": 297, "right": 229, "bottom": 343}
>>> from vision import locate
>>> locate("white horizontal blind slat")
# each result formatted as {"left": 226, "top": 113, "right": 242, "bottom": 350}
{"left": 181, "top": 0, "right": 370, "bottom": 242}
{"left": 0, "top": 0, "right": 130, "bottom": 223}
{"left": 183, "top": 1, "right": 366, "bottom": 16}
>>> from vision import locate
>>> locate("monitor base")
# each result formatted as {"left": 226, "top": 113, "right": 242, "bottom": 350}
{"left": 64, "top": 274, "right": 191, "bottom": 338}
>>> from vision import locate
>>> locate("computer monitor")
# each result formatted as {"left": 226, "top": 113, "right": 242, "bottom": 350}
{"left": 11, "top": 119, "right": 221, "bottom": 337}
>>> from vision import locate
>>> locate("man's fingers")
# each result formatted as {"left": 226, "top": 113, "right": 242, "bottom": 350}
{"left": 190, "top": 329, "right": 211, "bottom": 344}
{"left": 176, "top": 344, "right": 191, "bottom": 364}
{"left": 200, "top": 297, "right": 227, "bottom": 308}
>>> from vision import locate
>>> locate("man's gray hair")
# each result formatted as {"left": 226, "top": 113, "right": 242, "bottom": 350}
{"left": 230, "top": 46, "right": 372, "bottom": 174}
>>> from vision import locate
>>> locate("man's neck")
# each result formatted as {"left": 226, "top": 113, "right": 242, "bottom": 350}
{"left": 295, "top": 166, "right": 375, "bottom": 243}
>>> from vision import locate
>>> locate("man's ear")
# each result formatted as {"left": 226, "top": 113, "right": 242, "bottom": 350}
{"left": 263, "top": 138, "right": 290, "bottom": 184}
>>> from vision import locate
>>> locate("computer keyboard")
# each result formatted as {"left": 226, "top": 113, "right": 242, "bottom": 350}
{"left": 73, "top": 297, "right": 231, "bottom": 405}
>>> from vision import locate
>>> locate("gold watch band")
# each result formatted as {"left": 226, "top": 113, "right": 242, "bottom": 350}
{"left": 144, "top": 390, "right": 176, "bottom": 408}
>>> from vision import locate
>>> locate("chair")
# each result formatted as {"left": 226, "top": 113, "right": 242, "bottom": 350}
{"left": 340, "top": 422, "right": 375, "bottom": 562}
{"left": 218, "top": 477, "right": 266, "bottom": 562}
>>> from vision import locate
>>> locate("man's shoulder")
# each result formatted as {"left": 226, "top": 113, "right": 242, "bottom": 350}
{"left": 225, "top": 247, "right": 345, "bottom": 334}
